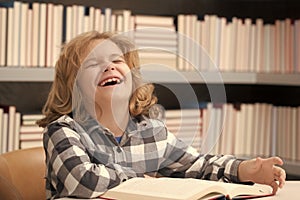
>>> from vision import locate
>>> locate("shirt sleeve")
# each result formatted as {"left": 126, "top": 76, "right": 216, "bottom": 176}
{"left": 44, "top": 122, "right": 141, "bottom": 199}
{"left": 158, "top": 130, "right": 243, "bottom": 183}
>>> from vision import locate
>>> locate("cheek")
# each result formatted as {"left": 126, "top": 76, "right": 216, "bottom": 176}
{"left": 122, "top": 65, "right": 133, "bottom": 83}
{"left": 125, "top": 71, "right": 133, "bottom": 91}
{"left": 120, "top": 62, "right": 131, "bottom": 73}
{"left": 76, "top": 69, "right": 98, "bottom": 99}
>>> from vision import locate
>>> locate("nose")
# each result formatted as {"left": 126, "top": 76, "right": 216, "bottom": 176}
{"left": 104, "top": 64, "right": 115, "bottom": 72}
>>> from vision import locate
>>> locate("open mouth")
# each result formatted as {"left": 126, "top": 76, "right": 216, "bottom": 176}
{"left": 99, "top": 77, "right": 124, "bottom": 87}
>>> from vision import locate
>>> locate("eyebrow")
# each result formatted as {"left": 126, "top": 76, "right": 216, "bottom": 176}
{"left": 109, "top": 53, "right": 124, "bottom": 60}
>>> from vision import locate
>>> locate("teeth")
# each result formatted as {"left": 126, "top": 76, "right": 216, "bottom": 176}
{"left": 100, "top": 77, "right": 121, "bottom": 86}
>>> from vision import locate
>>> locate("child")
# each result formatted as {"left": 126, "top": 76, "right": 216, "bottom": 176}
{"left": 37, "top": 31, "right": 285, "bottom": 199}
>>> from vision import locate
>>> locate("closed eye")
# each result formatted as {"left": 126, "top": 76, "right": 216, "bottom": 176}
{"left": 112, "top": 55, "right": 125, "bottom": 64}
{"left": 88, "top": 63, "right": 99, "bottom": 68}
{"left": 112, "top": 59, "right": 125, "bottom": 64}
{"left": 83, "top": 62, "right": 100, "bottom": 69}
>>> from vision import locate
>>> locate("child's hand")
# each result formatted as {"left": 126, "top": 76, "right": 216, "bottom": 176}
{"left": 238, "top": 157, "right": 286, "bottom": 194}
{"left": 144, "top": 174, "right": 155, "bottom": 178}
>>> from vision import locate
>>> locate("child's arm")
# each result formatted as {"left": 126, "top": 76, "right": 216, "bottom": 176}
{"left": 158, "top": 129, "right": 243, "bottom": 183}
{"left": 44, "top": 122, "right": 142, "bottom": 199}
{"left": 238, "top": 157, "right": 286, "bottom": 194}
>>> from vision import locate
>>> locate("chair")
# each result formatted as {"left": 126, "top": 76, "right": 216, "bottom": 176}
{"left": 0, "top": 147, "right": 46, "bottom": 200}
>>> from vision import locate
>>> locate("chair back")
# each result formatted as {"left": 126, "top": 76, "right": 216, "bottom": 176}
{"left": 0, "top": 147, "right": 46, "bottom": 200}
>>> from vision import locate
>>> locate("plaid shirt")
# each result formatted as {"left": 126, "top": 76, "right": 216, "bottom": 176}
{"left": 43, "top": 115, "right": 242, "bottom": 199}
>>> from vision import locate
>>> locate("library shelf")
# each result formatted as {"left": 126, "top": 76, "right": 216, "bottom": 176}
{"left": 1, "top": 0, "right": 300, "bottom": 179}
{"left": 1, "top": 67, "right": 300, "bottom": 86}
{"left": 0, "top": 67, "right": 54, "bottom": 82}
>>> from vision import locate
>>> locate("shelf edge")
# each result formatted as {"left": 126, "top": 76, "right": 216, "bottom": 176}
{"left": 1, "top": 67, "right": 299, "bottom": 86}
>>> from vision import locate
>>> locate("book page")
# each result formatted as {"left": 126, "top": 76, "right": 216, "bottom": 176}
{"left": 225, "top": 182, "right": 272, "bottom": 199}
{"left": 102, "top": 178, "right": 273, "bottom": 200}
{"left": 102, "top": 178, "right": 226, "bottom": 200}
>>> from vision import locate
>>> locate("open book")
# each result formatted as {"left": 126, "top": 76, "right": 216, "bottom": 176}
{"left": 101, "top": 177, "right": 273, "bottom": 200}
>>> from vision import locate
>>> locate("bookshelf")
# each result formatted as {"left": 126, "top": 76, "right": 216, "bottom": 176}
{"left": 0, "top": 0, "right": 300, "bottom": 178}
{"left": 1, "top": 67, "right": 300, "bottom": 85}
{"left": 0, "top": 67, "right": 54, "bottom": 82}
{"left": 12, "top": 0, "right": 300, "bottom": 21}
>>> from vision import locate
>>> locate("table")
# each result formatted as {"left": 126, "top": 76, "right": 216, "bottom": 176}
{"left": 57, "top": 181, "right": 300, "bottom": 200}
{"left": 260, "top": 181, "right": 299, "bottom": 199}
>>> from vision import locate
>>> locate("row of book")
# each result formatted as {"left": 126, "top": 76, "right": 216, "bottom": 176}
{"left": 0, "top": 105, "right": 20, "bottom": 154}
{"left": 1, "top": 102, "right": 300, "bottom": 162}
{"left": 177, "top": 15, "right": 300, "bottom": 73}
{"left": 0, "top": 1, "right": 299, "bottom": 74}
{"left": 165, "top": 103, "right": 300, "bottom": 161}
{"left": 0, "top": 105, "right": 43, "bottom": 154}
{"left": 19, "top": 114, "right": 44, "bottom": 150}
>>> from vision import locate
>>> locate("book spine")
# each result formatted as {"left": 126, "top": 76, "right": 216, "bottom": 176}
{"left": 45, "top": 3, "right": 54, "bottom": 67}
{"left": 25, "top": 6, "right": 32, "bottom": 67}
{"left": 0, "top": 108, "right": 3, "bottom": 154}
{"left": 19, "top": 2, "right": 28, "bottom": 67}
{"left": 6, "top": 7, "right": 13, "bottom": 66}
{"left": 38, "top": 3, "right": 47, "bottom": 67}
{"left": 0, "top": 7, "right": 7, "bottom": 66}
{"left": 12, "top": 1, "right": 21, "bottom": 66}
{"left": 1, "top": 113, "right": 8, "bottom": 153}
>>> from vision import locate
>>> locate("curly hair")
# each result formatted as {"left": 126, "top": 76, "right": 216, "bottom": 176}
{"left": 37, "top": 31, "right": 157, "bottom": 127}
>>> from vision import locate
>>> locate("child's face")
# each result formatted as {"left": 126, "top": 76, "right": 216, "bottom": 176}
{"left": 76, "top": 39, "right": 133, "bottom": 114}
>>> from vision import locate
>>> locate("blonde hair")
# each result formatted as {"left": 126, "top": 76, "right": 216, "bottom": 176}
{"left": 37, "top": 31, "right": 157, "bottom": 127}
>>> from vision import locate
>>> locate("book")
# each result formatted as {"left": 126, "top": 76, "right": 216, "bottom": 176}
{"left": 19, "top": 125, "right": 44, "bottom": 133}
{"left": 65, "top": 6, "right": 72, "bottom": 42}
{"left": 219, "top": 104, "right": 234, "bottom": 155}
{"left": 284, "top": 18, "right": 292, "bottom": 73}
{"left": 76, "top": 5, "right": 85, "bottom": 35}
{"left": 218, "top": 17, "right": 226, "bottom": 71}
{"left": 279, "top": 20, "right": 285, "bottom": 73}
{"left": 177, "top": 14, "right": 185, "bottom": 71}
{"left": 0, "top": 7, "right": 7, "bottom": 66}
{"left": 104, "top": 7, "right": 112, "bottom": 32}
{"left": 12, "top": 1, "right": 21, "bottom": 66}
{"left": 295, "top": 19, "right": 300, "bottom": 73}
{"left": 139, "top": 54, "right": 177, "bottom": 70}
{"left": 1, "top": 113, "right": 8, "bottom": 153}
{"left": 19, "top": 139, "right": 43, "bottom": 149}
{"left": 31, "top": 2, "right": 40, "bottom": 67}
{"left": 19, "top": 2, "right": 28, "bottom": 67}
{"left": 25, "top": 5, "right": 32, "bottom": 67}
{"left": 14, "top": 112, "right": 20, "bottom": 150}
{"left": 112, "top": 9, "right": 132, "bottom": 34}
{"left": 94, "top": 8, "right": 104, "bottom": 33}
{"left": 45, "top": 3, "right": 54, "bottom": 67}
{"left": 297, "top": 107, "right": 300, "bottom": 161}
{"left": 38, "top": 3, "right": 47, "bottom": 67}
{"left": 228, "top": 17, "right": 238, "bottom": 72}
{"left": 0, "top": 108, "right": 3, "bottom": 154}
{"left": 6, "top": 6, "right": 13, "bottom": 66}
{"left": 7, "top": 105, "right": 16, "bottom": 152}
{"left": 88, "top": 6, "right": 95, "bottom": 31}
{"left": 134, "top": 26, "right": 177, "bottom": 52}
{"left": 290, "top": 107, "right": 297, "bottom": 160}
{"left": 249, "top": 22, "right": 256, "bottom": 72}
{"left": 22, "top": 113, "right": 44, "bottom": 125}
{"left": 255, "top": 18, "right": 264, "bottom": 73}
{"left": 134, "top": 15, "right": 174, "bottom": 27}
{"left": 52, "top": 4, "right": 63, "bottom": 66}
{"left": 101, "top": 177, "right": 273, "bottom": 200}
{"left": 263, "top": 24, "right": 274, "bottom": 73}
{"left": 164, "top": 108, "right": 202, "bottom": 151}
